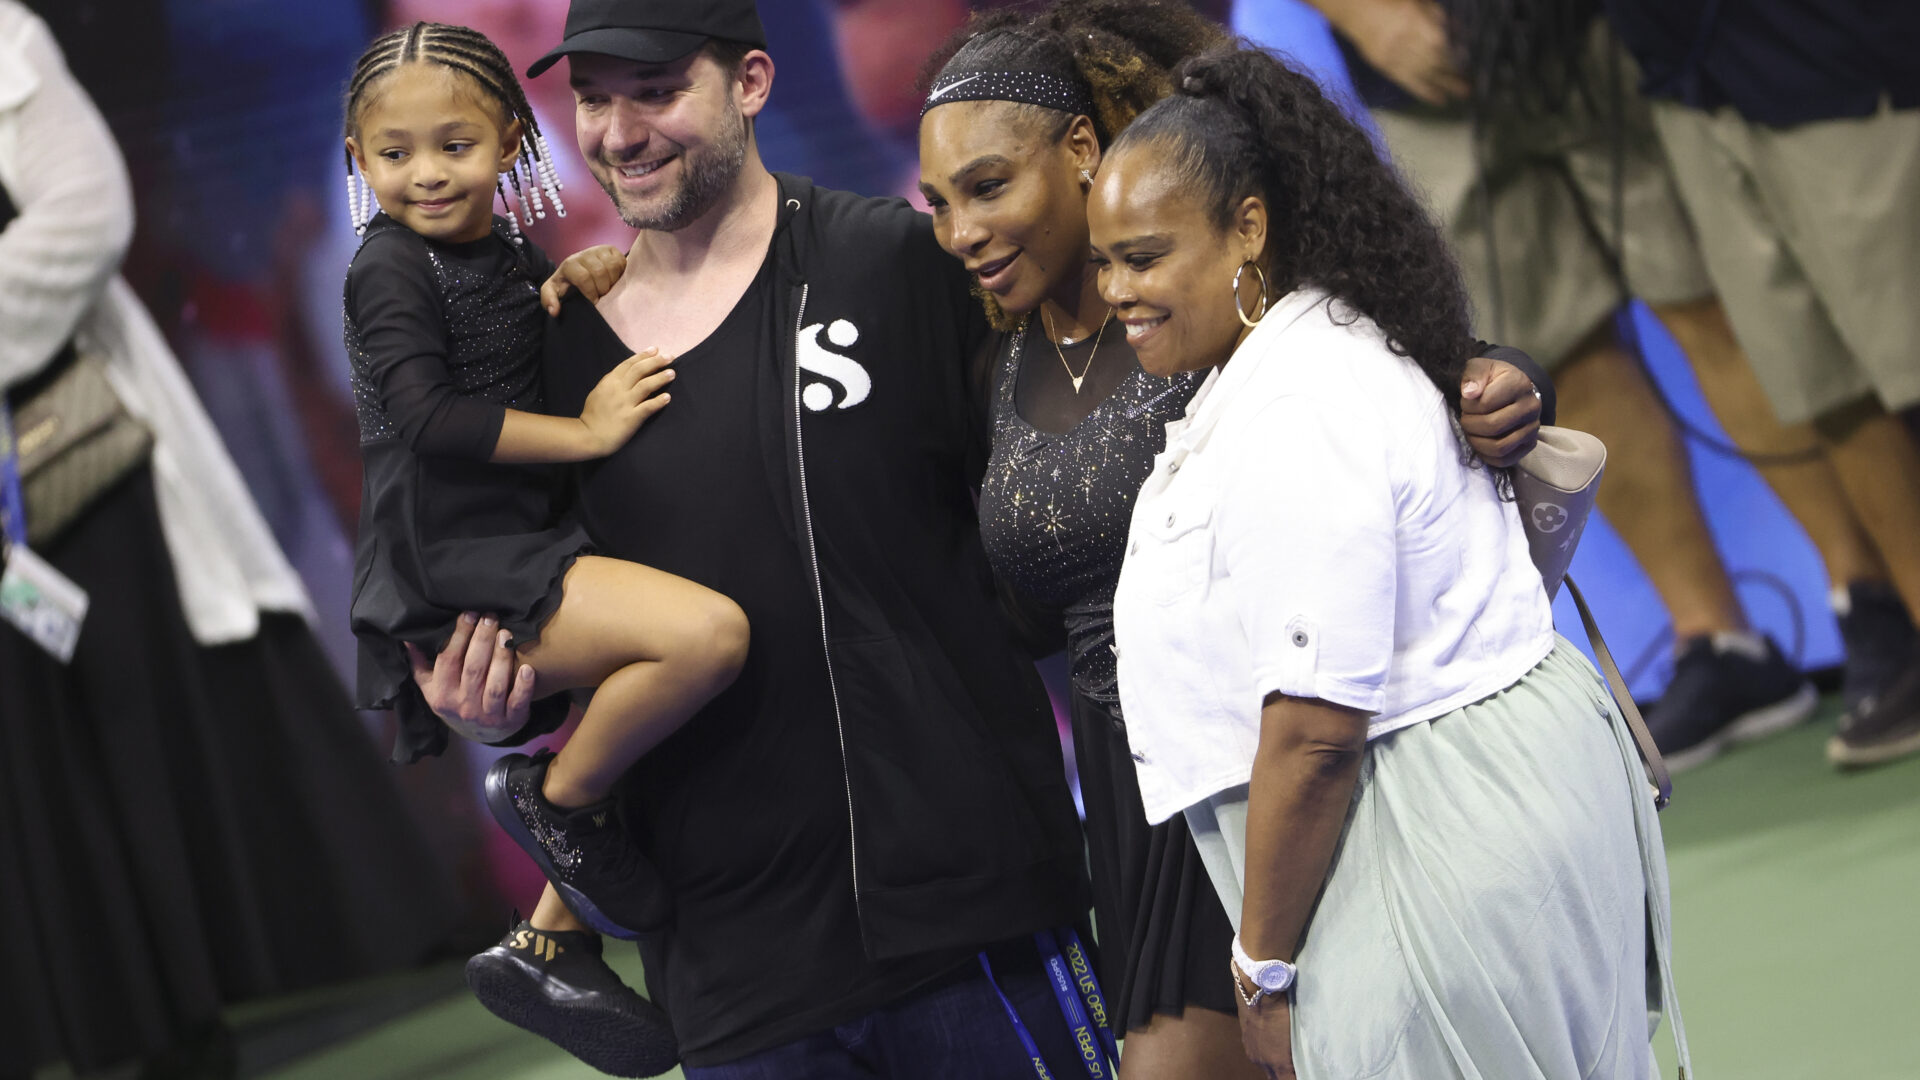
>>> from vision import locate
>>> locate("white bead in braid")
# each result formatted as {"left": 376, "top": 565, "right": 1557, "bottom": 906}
{"left": 346, "top": 168, "right": 364, "bottom": 236}
{"left": 532, "top": 131, "right": 566, "bottom": 217}
{"left": 363, "top": 173, "right": 381, "bottom": 230}
{"left": 519, "top": 156, "right": 546, "bottom": 220}
{"left": 349, "top": 167, "right": 377, "bottom": 235}
{"left": 496, "top": 176, "right": 525, "bottom": 244}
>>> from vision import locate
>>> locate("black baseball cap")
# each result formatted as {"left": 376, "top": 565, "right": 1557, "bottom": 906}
{"left": 526, "top": 0, "right": 767, "bottom": 78}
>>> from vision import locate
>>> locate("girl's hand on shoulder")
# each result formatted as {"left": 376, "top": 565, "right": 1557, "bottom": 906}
{"left": 1237, "top": 991, "right": 1297, "bottom": 1079}
{"left": 581, "top": 349, "right": 675, "bottom": 455}
{"left": 543, "top": 244, "right": 629, "bottom": 315}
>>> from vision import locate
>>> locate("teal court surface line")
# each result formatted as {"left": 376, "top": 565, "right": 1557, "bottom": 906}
{"left": 265, "top": 699, "right": 1919, "bottom": 1079}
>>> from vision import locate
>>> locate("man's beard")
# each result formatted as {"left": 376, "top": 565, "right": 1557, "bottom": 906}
{"left": 597, "top": 106, "right": 749, "bottom": 233}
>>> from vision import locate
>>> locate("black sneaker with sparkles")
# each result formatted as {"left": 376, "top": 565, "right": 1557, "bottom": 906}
{"left": 1836, "top": 581, "right": 1920, "bottom": 724}
{"left": 466, "top": 919, "right": 678, "bottom": 1078}
{"left": 1829, "top": 649, "right": 1920, "bottom": 768}
{"left": 485, "top": 750, "right": 670, "bottom": 939}
{"left": 1646, "top": 633, "right": 1817, "bottom": 771}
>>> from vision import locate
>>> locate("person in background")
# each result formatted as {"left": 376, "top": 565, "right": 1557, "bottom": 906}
{"left": 1604, "top": 0, "right": 1920, "bottom": 769}
{"left": 1306, "top": 0, "right": 1836, "bottom": 769}
{"left": 0, "top": 4, "right": 460, "bottom": 1077}
{"left": 1097, "top": 44, "right": 1684, "bottom": 1079}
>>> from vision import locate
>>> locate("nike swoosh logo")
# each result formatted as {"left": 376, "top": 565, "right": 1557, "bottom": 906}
{"left": 927, "top": 74, "right": 982, "bottom": 102}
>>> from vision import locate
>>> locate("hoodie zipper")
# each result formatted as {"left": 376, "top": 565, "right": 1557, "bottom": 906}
{"left": 790, "top": 281, "right": 863, "bottom": 920}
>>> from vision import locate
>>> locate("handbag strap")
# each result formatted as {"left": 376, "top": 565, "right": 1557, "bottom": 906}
{"left": 1563, "top": 574, "right": 1671, "bottom": 809}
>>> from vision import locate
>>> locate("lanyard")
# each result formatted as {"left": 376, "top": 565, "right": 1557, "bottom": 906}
{"left": 978, "top": 927, "right": 1121, "bottom": 1080}
{"left": 1050, "top": 928, "right": 1121, "bottom": 1068}
{"left": 0, "top": 399, "right": 27, "bottom": 549}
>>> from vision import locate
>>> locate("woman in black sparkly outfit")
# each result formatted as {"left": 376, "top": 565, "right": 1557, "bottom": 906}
{"left": 915, "top": 4, "right": 1551, "bottom": 1075}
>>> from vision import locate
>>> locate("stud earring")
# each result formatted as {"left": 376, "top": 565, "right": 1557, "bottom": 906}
{"left": 1080, "top": 168, "right": 1093, "bottom": 186}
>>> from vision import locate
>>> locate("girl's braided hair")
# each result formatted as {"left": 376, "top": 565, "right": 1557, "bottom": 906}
{"left": 342, "top": 22, "right": 564, "bottom": 237}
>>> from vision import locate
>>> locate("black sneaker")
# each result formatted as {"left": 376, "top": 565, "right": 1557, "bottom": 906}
{"left": 1836, "top": 581, "right": 1920, "bottom": 724}
{"left": 1647, "top": 633, "right": 1817, "bottom": 771}
{"left": 485, "top": 751, "right": 670, "bottom": 939}
{"left": 466, "top": 919, "right": 678, "bottom": 1078}
{"left": 1828, "top": 650, "right": 1920, "bottom": 768}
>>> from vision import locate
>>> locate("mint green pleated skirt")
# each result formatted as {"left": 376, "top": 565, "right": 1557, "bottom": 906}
{"left": 1185, "top": 639, "right": 1690, "bottom": 1079}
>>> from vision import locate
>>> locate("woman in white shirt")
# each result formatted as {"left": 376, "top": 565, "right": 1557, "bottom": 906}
{"left": 1091, "top": 47, "right": 1686, "bottom": 1079}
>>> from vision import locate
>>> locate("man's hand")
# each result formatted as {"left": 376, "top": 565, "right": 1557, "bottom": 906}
{"left": 1460, "top": 354, "right": 1543, "bottom": 467}
{"left": 580, "top": 349, "right": 675, "bottom": 456}
{"left": 1336, "top": 0, "right": 1467, "bottom": 106}
{"left": 1237, "top": 989, "right": 1296, "bottom": 1079}
{"left": 542, "top": 244, "right": 629, "bottom": 315}
{"left": 405, "top": 612, "right": 535, "bottom": 744}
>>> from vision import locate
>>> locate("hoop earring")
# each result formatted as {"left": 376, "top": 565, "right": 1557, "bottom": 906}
{"left": 1232, "top": 261, "right": 1268, "bottom": 328}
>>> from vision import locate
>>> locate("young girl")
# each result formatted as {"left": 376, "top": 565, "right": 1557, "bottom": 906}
{"left": 340, "top": 22, "right": 743, "bottom": 1076}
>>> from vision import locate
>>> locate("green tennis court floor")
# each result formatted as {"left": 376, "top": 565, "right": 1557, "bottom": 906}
{"left": 258, "top": 698, "right": 1919, "bottom": 1079}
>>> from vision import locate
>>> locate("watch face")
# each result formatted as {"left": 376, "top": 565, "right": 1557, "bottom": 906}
{"left": 1256, "top": 963, "right": 1293, "bottom": 992}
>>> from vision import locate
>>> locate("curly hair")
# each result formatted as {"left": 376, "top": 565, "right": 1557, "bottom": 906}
{"left": 1115, "top": 46, "right": 1475, "bottom": 411}
{"left": 917, "top": 0, "right": 1228, "bottom": 148}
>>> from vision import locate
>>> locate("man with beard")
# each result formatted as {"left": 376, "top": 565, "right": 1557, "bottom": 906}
{"left": 420, "top": 0, "right": 1548, "bottom": 1075}
{"left": 422, "top": 1, "right": 1092, "bottom": 1075}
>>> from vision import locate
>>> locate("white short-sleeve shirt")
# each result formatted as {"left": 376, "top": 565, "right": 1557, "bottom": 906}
{"left": 1112, "top": 288, "right": 1554, "bottom": 824}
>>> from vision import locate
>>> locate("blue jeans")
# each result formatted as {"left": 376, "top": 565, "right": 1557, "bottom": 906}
{"left": 683, "top": 962, "right": 1087, "bottom": 1080}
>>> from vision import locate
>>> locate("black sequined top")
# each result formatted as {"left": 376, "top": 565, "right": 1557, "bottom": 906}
{"left": 345, "top": 214, "right": 553, "bottom": 455}
{"left": 978, "top": 322, "right": 1205, "bottom": 715}
{"left": 342, "top": 214, "right": 587, "bottom": 762}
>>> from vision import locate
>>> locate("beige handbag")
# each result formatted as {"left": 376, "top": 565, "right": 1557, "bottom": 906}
{"left": 1514, "top": 427, "right": 1672, "bottom": 808}
{"left": 9, "top": 349, "right": 153, "bottom": 547}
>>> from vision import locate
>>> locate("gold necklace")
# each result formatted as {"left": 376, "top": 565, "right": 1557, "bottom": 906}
{"left": 1041, "top": 306, "right": 1112, "bottom": 394}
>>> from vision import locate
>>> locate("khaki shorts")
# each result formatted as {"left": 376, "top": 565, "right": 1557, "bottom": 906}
{"left": 1652, "top": 98, "right": 1920, "bottom": 425}
{"left": 1372, "top": 25, "right": 1713, "bottom": 369}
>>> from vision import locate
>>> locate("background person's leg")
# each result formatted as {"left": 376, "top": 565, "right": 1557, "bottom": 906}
{"left": 1554, "top": 323, "right": 1746, "bottom": 641}
{"left": 1655, "top": 298, "right": 1888, "bottom": 595}
{"left": 1817, "top": 401, "right": 1920, "bottom": 765}
{"left": 1656, "top": 297, "right": 1914, "bottom": 726}
{"left": 1651, "top": 100, "right": 1920, "bottom": 765}
{"left": 1551, "top": 323, "right": 1814, "bottom": 768}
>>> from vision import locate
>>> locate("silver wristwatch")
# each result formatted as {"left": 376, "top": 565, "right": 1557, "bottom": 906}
{"left": 1230, "top": 934, "right": 1296, "bottom": 1004}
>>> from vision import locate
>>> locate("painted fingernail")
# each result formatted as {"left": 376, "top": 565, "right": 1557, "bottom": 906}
{"left": 461, "top": 612, "right": 477, "bottom": 625}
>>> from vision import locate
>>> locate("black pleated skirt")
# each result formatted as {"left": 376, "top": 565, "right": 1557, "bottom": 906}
{"left": 0, "top": 467, "right": 461, "bottom": 1076}
{"left": 1070, "top": 690, "right": 1239, "bottom": 1032}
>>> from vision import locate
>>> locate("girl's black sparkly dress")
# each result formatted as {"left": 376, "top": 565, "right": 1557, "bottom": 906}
{"left": 976, "top": 322, "right": 1238, "bottom": 1030}
{"left": 344, "top": 213, "right": 587, "bottom": 763}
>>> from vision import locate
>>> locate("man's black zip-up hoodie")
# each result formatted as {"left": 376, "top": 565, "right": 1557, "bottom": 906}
{"left": 542, "top": 174, "right": 1088, "bottom": 1063}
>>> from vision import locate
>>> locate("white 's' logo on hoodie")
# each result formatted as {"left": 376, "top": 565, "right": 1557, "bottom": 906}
{"left": 798, "top": 319, "right": 871, "bottom": 411}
